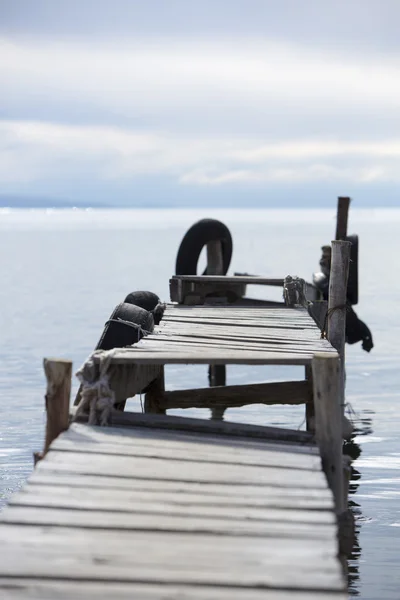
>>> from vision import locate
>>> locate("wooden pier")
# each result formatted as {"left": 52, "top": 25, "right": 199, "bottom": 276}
{"left": 1, "top": 421, "right": 344, "bottom": 599}
{"left": 0, "top": 262, "right": 352, "bottom": 598}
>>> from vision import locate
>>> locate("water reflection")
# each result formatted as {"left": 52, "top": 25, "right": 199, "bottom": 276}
{"left": 345, "top": 409, "right": 374, "bottom": 598}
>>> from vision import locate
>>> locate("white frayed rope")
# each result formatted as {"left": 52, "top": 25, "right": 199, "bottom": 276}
{"left": 75, "top": 349, "right": 117, "bottom": 426}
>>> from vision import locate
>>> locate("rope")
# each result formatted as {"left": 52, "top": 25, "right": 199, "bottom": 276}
{"left": 74, "top": 349, "right": 117, "bottom": 426}
{"left": 320, "top": 304, "right": 348, "bottom": 339}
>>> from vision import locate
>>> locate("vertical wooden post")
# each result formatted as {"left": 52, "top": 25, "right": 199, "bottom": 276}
{"left": 328, "top": 240, "right": 351, "bottom": 418}
{"left": 43, "top": 358, "right": 72, "bottom": 454}
{"left": 335, "top": 196, "right": 351, "bottom": 241}
{"left": 206, "top": 240, "right": 224, "bottom": 275}
{"left": 144, "top": 369, "right": 166, "bottom": 414}
{"left": 312, "top": 352, "right": 344, "bottom": 513}
{"left": 206, "top": 239, "right": 226, "bottom": 419}
{"left": 304, "top": 364, "right": 315, "bottom": 432}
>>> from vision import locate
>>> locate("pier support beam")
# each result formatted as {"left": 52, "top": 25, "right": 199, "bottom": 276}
{"left": 34, "top": 358, "right": 72, "bottom": 464}
{"left": 44, "top": 358, "right": 72, "bottom": 454}
{"left": 144, "top": 369, "right": 166, "bottom": 414}
{"left": 207, "top": 239, "right": 227, "bottom": 419}
{"left": 312, "top": 352, "right": 344, "bottom": 513}
{"left": 328, "top": 240, "right": 351, "bottom": 419}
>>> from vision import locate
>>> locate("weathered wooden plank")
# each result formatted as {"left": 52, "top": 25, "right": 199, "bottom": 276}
{"left": 51, "top": 438, "right": 320, "bottom": 472}
{"left": 72, "top": 410, "right": 315, "bottom": 445}
{"left": 2, "top": 506, "right": 336, "bottom": 543}
{"left": 162, "top": 312, "right": 315, "bottom": 321}
{"left": 163, "top": 306, "right": 312, "bottom": 317}
{"left": 0, "top": 578, "right": 347, "bottom": 600}
{"left": 159, "top": 380, "right": 311, "bottom": 410}
{"left": 158, "top": 325, "right": 320, "bottom": 337}
{"left": 16, "top": 482, "right": 334, "bottom": 513}
{"left": 146, "top": 333, "right": 332, "bottom": 350}
{"left": 159, "top": 318, "right": 317, "bottom": 331}
{"left": 0, "top": 525, "right": 343, "bottom": 591}
{"left": 28, "top": 472, "right": 333, "bottom": 508}
{"left": 103, "top": 349, "right": 313, "bottom": 366}
{"left": 37, "top": 450, "right": 327, "bottom": 489}
{"left": 171, "top": 275, "right": 285, "bottom": 285}
{"left": 64, "top": 423, "right": 319, "bottom": 456}
{"left": 137, "top": 340, "right": 331, "bottom": 356}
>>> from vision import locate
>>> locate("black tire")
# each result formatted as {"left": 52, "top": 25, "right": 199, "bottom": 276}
{"left": 124, "top": 291, "right": 160, "bottom": 312}
{"left": 96, "top": 302, "right": 154, "bottom": 351}
{"left": 175, "top": 219, "right": 233, "bottom": 275}
{"left": 346, "top": 234, "right": 358, "bottom": 305}
{"left": 124, "top": 291, "right": 165, "bottom": 325}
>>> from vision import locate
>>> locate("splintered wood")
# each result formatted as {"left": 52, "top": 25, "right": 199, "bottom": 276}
{"left": 105, "top": 304, "right": 336, "bottom": 366}
{"left": 0, "top": 423, "right": 346, "bottom": 599}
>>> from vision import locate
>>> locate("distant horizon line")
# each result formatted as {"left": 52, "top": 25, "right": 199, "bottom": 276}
{"left": 1, "top": 205, "right": 398, "bottom": 211}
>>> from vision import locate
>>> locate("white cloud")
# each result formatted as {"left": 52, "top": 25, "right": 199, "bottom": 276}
{"left": 1, "top": 36, "right": 400, "bottom": 197}
{"left": 2, "top": 37, "right": 400, "bottom": 135}
{"left": 1, "top": 120, "right": 400, "bottom": 187}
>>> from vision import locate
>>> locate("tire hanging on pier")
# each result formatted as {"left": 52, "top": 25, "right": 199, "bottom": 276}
{"left": 175, "top": 218, "right": 233, "bottom": 398}
{"left": 97, "top": 302, "right": 154, "bottom": 351}
{"left": 124, "top": 290, "right": 165, "bottom": 324}
{"left": 175, "top": 218, "right": 233, "bottom": 275}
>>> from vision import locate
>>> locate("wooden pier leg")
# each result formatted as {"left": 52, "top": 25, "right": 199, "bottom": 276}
{"left": 44, "top": 358, "right": 72, "bottom": 454}
{"left": 335, "top": 196, "right": 351, "bottom": 241}
{"left": 328, "top": 240, "right": 351, "bottom": 420}
{"left": 312, "top": 352, "right": 344, "bottom": 513}
{"left": 305, "top": 364, "right": 315, "bottom": 432}
{"left": 206, "top": 239, "right": 227, "bottom": 420}
{"left": 206, "top": 240, "right": 224, "bottom": 276}
{"left": 144, "top": 368, "right": 166, "bottom": 414}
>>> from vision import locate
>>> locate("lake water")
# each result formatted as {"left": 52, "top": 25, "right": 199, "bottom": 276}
{"left": 0, "top": 207, "right": 399, "bottom": 598}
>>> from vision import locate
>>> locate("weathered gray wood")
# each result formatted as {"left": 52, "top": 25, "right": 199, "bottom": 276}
{"left": 73, "top": 410, "right": 314, "bottom": 445}
{"left": 143, "top": 368, "right": 165, "bottom": 414}
{"left": 204, "top": 239, "right": 227, "bottom": 417}
{"left": 206, "top": 239, "right": 224, "bottom": 276}
{"left": 38, "top": 449, "right": 327, "bottom": 489}
{"left": 52, "top": 437, "right": 320, "bottom": 472}
{"left": 42, "top": 358, "right": 72, "bottom": 455}
{"left": 28, "top": 472, "right": 333, "bottom": 507}
{"left": 65, "top": 423, "right": 319, "bottom": 456}
{"left": 171, "top": 275, "right": 284, "bottom": 285}
{"left": 142, "top": 336, "right": 333, "bottom": 354}
{"left": 2, "top": 505, "right": 335, "bottom": 539}
{"left": 159, "top": 380, "right": 311, "bottom": 410}
{"left": 16, "top": 482, "right": 333, "bottom": 512}
{"left": 312, "top": 353, "right": 344, "bottom": 513}
{"left": 328, "top": 240, "right": 351, "bottom": 418}
{"left": 0, "top": 578, "right": 346, "bottom": 600}
{"left": 335, "top": 196, "right": 351, "bottom": 241}
{"left": 101, "top": 349, "right": 315, "bottom": 366}
{"left": 0, "top": 525, "right": 343, "bottom": 590}
{"left": 305, "top": 364, "right": 315, "bottom": 432}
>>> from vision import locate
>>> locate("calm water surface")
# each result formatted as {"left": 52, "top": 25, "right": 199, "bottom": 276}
{"left": 0, "top": 208, "right": 399, "bottom": 598}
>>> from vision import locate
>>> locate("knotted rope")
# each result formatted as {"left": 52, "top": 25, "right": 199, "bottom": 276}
{"left": 75, "top": 349, "right": 117, "bottom": 426}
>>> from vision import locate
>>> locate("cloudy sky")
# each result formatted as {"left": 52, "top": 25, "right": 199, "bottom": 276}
{"left": 1, "top": 0, "right": 400, "bottom": 207}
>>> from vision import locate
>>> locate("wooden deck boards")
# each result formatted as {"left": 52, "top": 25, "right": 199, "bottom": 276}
{"left": 105, "top": 304, "right": 332, "bottom": 366}
{"left": 0, "top": 423, "right": 346, "bottom": 599}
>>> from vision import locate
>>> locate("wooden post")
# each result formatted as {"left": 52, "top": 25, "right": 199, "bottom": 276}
{"left": 43, "top": 358, "right": 72, "bottom": 454}
{"left": 144, "top": 369, "right": 166, "bottom": 414}
{"left": 206, "top": 239, "right": 226, "bottom": 418}
{"left": 305, "top": 364, "right": 315, "bottom": 432}
{"left": 312, "top": 352, "right": 344, "bottom": 513}
{"left": 206, "top": 240, "right": 224, "bottom": 275}
{"left": 328, "top": 240, "right": 351, "bottom": 418}
{"left": 335, "top": 196, "right": 351, "bottom": 241}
